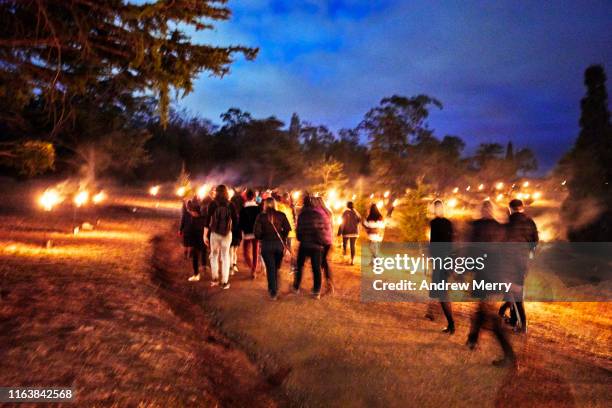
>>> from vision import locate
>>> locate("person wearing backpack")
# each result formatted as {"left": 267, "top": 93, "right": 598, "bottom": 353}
{"left": 239, "top": 189, "right": 262, "bottom": 279}
{"left": 204, "top": 185, "right": 238, "bottom": 289}
{"left": 253, "top": 197, "right": 291, "bottom": 300}
{"left": 339, "top": 201, "right": 361, "bottom": 265}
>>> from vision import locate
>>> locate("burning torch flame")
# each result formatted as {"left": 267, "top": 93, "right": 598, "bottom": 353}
{"left": 376, "top": 200, "right": 384, "bottom": 209}
{"left": 196, "top": 184, "right": 210, "bottom": 199}
{"left": 533, "top": 191, "right": 542, "bottom": 200}
{"left": 74, "top": 191, "right": 89, "bottom": 207}
{"left": 149, "top": 185, "right": 160, "bottom": 196}
{"left": 176, "top": 186, "right": 187, "bottom": 197}
{"left": 447, "top": 198, "right": 458, "bottom": 208}
{"left": 92, "top": 191, "right": 106, "bottom": 204}
{"left": 392, "top": 199, "right": 399, "bottom": 207}
{"left": 336, "top": 216, "right": 343, "bottom": 225}
{"left": 292, "top": 190, "right": 301, "bottom": 201}
{"left": 452, "top": 187, "right": 459, "bottom": 194}
{"left": 523, "top": 181, "right": 529, "bottom": 188}
{"left": 383, "top": 190, "right": 390, "bottom": 198}
{"left": 478, "top": 184, "right": 484, "bottom": 191}
{"left": 39, "top": 189, "right": 62, "bottom": 211}
{"left": 495, "top": 182, "right": 504, "bottom": 190}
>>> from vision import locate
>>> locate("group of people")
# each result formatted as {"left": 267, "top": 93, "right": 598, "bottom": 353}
{"left": 179, "top": 185, "right": 386, "bottom": 300}
{"left": 428, "top": 198, "right": 539, "bottom": 367}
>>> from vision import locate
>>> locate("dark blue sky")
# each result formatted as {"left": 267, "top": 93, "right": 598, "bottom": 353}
{"left": 179, "top": 0, "right": 612, "bottom": 173}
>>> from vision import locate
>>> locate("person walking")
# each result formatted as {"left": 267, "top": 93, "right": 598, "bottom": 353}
{"left": 339, "top": 201, "right": 361, "bottom": 265}
{"left": 499, "top": 199, "right": 539, "bottom": 332}
{"left": 254, "top": 197, "right": 291, "bottom": 300}
{"left": 293, "top": 196, "right": 328, "bottom": 299}
{"left": 277, "top": 192, "right": 297, "bottom": 274}
{"left": 239, "top": 189, "right": 262, "bottom": 279}
{"left": 182, "top": 199, "right": 207, "bottom": 282}
{"left": 313, "top": 196, "right": 334, "bottom": 294}
{"left": 363, "top": 204, "right": 385, "bottom": 262}
{"left": 426, "top": 199, "right": 455, "bottom": 334}
{"left": 467, "top": 200, "right": 517, "bottom": 367}
{"left": 230, "top": 187, "right": 245, "bottom": 275}
{"left": 204, "top": 185, "right": 238, "bottom": 289}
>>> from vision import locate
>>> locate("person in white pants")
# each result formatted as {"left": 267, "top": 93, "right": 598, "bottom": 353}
{"left": 209, "top": 231, "right": 232, "bottom": 287}
{"left": 204, "top": 185, "right": 239, "bottom": 290}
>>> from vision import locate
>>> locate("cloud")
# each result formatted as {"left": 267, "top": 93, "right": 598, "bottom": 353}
{"left": 178, "top": 0, "right": 612, "bottom": 172}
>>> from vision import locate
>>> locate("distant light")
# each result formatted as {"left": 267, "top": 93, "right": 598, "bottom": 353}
{"left": 197, "top": 184, "right": 210, "bottom": 199}
{"left": 74, "top": 191, "right": 89, "bottom": 207}
{"left": 561, "top": 180, "right": 567, "bottom": 186}
{"left": 466, "top": 185, "right": 471, "bottom": 192}
{"left": 149, "top": 185, "right": 160, "bottom": 196}
{"left": 92, "top": 191, "right": 106, "bottom": 204}
{"left": 292, "top": 190, "right": 301, "bottom": 200}
{"left": 176, "top": 186, "right": 186, "bottom": 197}
{"left": 495, "top": 182, "right": 504, "bottom": 190}
{"left": 383, "top": 190, "right": 390, "bottom": 198}
{"left": 376, "top": 200, "right": 384, "bottom": 209}
{"left": 523, "top": 181, "right": 529, "bottom": 188}
{"left": 39, "top": 189, "right": 62, "bottom": 211}
{"left": 447, "top": 198, "right": 458, "bottom": 208}
{"left": 452, "top": 187, "right": 459, "bottom": 194}
{"left": 478, "top": 184, "right": 484, "bottom": 191}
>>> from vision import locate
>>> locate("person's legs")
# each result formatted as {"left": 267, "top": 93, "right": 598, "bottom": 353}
{"left": 514, "top": 301, "right": 527, "bottom": 331}
{"left": 251, "top": 239, "right": 260, "bottom": 274}
{"left": 261, "top": 243, "right": 277, "bottom": 297}
{"left": 488, "top": 301, "right": 516, "bottom": 364}
{"left": 230, "top": 245, "right": 238, "bottom": 273}
{"left": 243, "top": 239, "right": 253, "bottom": 270}
{"left": 349, "top": 237, "right": 356, "bottom": 263}
{"left": 293, "top": 244, "right": 306, "bottom": 291}
{"left": 467, "top": 301, "right": 486, "bottom": 347}
{"left": 321, "top": 244, "right": 332, "bottom": 281}
{"left": 210, "top": 234, "right": 221, "bottom": 283}
{"left": 440, "top": 301, "right": 455, "bottom": 333}
{"left": 191, "top": 247, "right": 200, "bottom": 276}
{"left": 310, "top": 247, "right": 322, "bottom": 295}
{"left": 342, "top": 237, "right": 348, "bottom": 256}
{"left": 219, "top": 232, "right": 232, "bottom": 285}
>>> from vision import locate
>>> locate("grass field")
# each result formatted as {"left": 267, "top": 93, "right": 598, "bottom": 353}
{"left": 0, "top": 187, "right": 610, "bottom": 407}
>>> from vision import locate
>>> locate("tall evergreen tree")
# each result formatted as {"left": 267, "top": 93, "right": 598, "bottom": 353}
{"left": 562, "top": 65, "right": 612, "bottom": 240}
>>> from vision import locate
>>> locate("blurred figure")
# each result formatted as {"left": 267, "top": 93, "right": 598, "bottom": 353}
{"left": 339, "top": 201, "right": 361, "bottom": 265}
{"left": 467, "top": 200, "right": 516, "bottom": 367}
{"left": 363, "top": 204, "right": 385, "bottom": 262}
{"left": 294, "top": 196, "right": 328, "bottom": 299}
{"left": 204, "top": 185, "right": 238, "bottom": 289}
{"left": 230, "top": 187, "right": 245, "bottom": 275}
{"left": 254, "top": 197, "right": 291, "bottom": 300}
{"left": 183, "top": 199, "right": 207, "bottom": 282}
{"left": 426, "top": 199, "right": 455, "bottom": 334}
{"left": 313, "top": 196, "right": 334, "bottom": 294}
{"left": 278, "top": 192, "right": 297, "bottom": 274}
{"left": 239, "top": 189, "right": 262, "bottom": 279}
{"left": 498, "top": 199, "right": 539, "bottom": 332}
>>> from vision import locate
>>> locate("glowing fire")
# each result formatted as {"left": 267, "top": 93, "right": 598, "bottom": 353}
{"left": 176, "top": 186, "right": 187, "bottom": 197}
{"left": 149, "top": 185, "right": 160, "bottom": 196}
{"left": 196, "top": 184, "right": 210, "bottom": 199}
{"left": 92, "top": 191, "right": 107, "bottom": 204}
{"left": 478, "top": 184, "right": 484, "bottom": 191}
{"left": 292, "top": 190, "right": 301, "bottom": 201}
{"left": 74, "top": 191, "right": 89, "bottom": 207}
{"left": 376, "top": 200, "right": 384, "bottom": 209}
{"left": 447, "top": 198, "right": 458, "bottom": 208}
{"left": 495, "top": 182, "right": 504, "bottom": 190}
{"left": 383, "top": 190, "right": 390, "bottom": 198}
{"left": 452, "top": 187, "right": 459, "bottom": 194}
{"left": 523, "top": 181, "right": 530, "bottom": 188}
{"left": 39, "top": 189, "right": 63, "bottom": 211}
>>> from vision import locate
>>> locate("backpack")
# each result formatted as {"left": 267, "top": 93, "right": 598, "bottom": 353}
{"left": 210, "top": 202, "right": 232, "bottom": 236}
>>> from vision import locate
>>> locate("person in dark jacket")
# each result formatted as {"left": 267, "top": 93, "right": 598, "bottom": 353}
{"left": 339, "top": 201, "right": 361, "bottom": 265}
{"left": 229, "top": 187, "right": 245, "bottom": 275}
{"left": 466, "top": 200, "right": 516, "bottom": 367}
{"left": 239, "top": 189, "right": 262, "bottom": 278}
{"left": 426, "top": 199, "right": 455, "bottom": 334}
{"left": 498, "top": 199, "right": 539, "bottom": 332}
{"left": 254, "top": 197, "right": 291, "bottom": 300}
{"left": 293, "top": 195, "right": 329, "bottom": 299}
{"left": 183, "top": 199, "right": 207, "bottom": 282}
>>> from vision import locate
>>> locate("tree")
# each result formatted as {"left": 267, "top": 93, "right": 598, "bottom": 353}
{"left": 0, "top": 140, "right": 55, "bottom": 176}
{"left": 561, "top": 65, "right": 612, "bottom": 241}
{"left": 395, "top": 181, "right": 430, "bottom": 242}
{"left": 305, "top": 157, "right": 348, "bottom": 193}
{"left": 360, "top": 94, "right": 442, "bottom": 192}
{"left": 0, "top": 0, "right": 258, "bottom": 132}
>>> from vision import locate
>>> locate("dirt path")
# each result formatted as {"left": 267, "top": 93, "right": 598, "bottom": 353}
{"left": 155, "top": 228, "right": 611, "bottom": 407}
{"left": 0, "top": 212, "right": 277, "bottom": 407}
